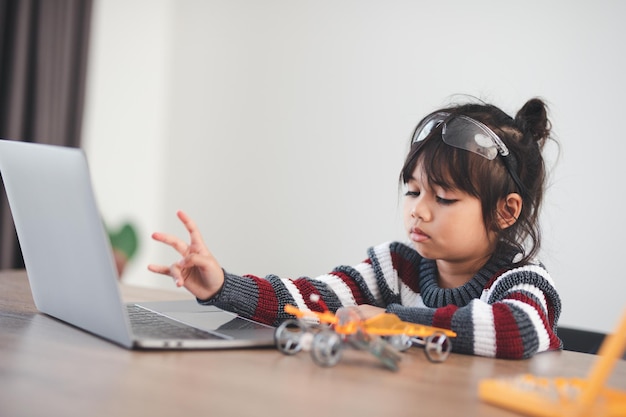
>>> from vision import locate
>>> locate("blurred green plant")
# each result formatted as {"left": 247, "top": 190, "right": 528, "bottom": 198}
{"left": 107, "top": 222, "right": 139, "bottom": 278}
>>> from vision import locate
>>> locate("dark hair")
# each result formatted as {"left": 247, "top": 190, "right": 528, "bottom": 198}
{"left": 400, "top": 98, "right": 553, "bottom": 265}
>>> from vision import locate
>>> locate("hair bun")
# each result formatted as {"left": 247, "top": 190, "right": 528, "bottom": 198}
{"left": 515, "top": 98, "right": 551, "bottom": 145}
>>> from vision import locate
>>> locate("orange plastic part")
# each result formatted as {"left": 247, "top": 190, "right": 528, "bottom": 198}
{"left": 479, "top": 309, "right": 626, "bottom": 417}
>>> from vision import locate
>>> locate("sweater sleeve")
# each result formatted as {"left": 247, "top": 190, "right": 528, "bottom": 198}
{"left": 386, "top": 264, "right": 562, "bottom": 359}
{"left": 198, "top": 241, "right": 416, "bottom": 326}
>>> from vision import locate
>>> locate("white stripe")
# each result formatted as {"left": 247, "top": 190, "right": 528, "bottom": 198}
{"left": 354, "top": 261, "right": 383, "bottom": 304}
{"left": 315, "top": 273, "right": 357, "bottom": 307}
{"left": 412, "top": 296, "right": 428, "bottom": 308}
{"left": 282, "top": 279, "right": 310, "bottom": 312}
{"left": 373, "top": 244, "right": 398, "bottom": 295}
{"left": 506, "top": 283, "right": 548, "bottom": 313}
{"left": 504, "top": 299, "right": 551, "bottom": 352}
{"left": 471, "top": 300, "right": 496, "bottom": 357}
{"left": 400, "top": 282, "right": 420, "bottom": 306}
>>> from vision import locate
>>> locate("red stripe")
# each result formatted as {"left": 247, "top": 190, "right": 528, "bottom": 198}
{"left": 492, "top": 303, "right": 524, "bottom": 359}
{"left": 432, "top": 305, "right": 458, "bottom": 329}
{"left": 292, "top": 278, "right": 327, "bottom": 312}
{"left": 391, "top": 252, "right": 420, "bottom": 293}
{"left": 546, "top": 301, "right": 560, "bottom": 349}
{"left": 332, "top": 271, "right": 366, "bottom": 305}
{"left": 544, "top": 296, "right": 558, "bottom": 347}
{"left": 506, "top": 293, "right": 561, "bottom": 350}
{"left": 245, "top": 274, "right": 279, "bottom": 325}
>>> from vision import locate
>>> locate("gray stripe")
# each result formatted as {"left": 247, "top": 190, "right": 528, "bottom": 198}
{"left": 332, "top": 265, "right": 378, "bottom": 305}
{"left": 367, "top": 246, "right": 400, "bottom": 305}
{"left": 308, "top": 278, "right": 344, "bottom": 312}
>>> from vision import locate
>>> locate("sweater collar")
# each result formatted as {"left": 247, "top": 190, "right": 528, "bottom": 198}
{"left": 418, "top": 249, "right": 516, "bottom": 308}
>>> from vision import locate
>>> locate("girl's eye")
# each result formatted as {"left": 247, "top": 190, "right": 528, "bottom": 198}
{"left": 404, "top": 191, "right": 420, "bottom": 198}
{"left": 436, "top": 196, "right": 456, "bottom": 205}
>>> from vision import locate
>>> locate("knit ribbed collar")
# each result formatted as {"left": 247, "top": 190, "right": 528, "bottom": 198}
{"left": 418, "top": 249, "right": 515, "bottom": 308}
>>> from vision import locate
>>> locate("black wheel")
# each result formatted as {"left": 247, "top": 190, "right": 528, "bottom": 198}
{"left": 311, "top": 330, "right": 343, "bottom": 367}
{"left": 424, "top": 332, "right": 452, "bottom": 363}
{"left": 274, "top": 319, "right": 306, "bottom": 355}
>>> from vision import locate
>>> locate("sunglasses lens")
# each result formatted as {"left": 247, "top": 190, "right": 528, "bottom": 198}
{"left": 412, "top": 113, "right": 448, "bottom": 144}
{"left": 442, "top": 117, "right": 498, "bottom": 160}
{"left": 414, "top": 120, "right": 436, "bottom": 142}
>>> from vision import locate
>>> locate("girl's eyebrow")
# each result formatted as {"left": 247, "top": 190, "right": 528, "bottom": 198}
{"left": 408, "top": 175, "right": 426, "bottom": 185}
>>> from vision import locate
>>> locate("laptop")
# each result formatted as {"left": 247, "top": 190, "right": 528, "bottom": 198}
{"left": 0, "top": 139, "right": 275, "bottom": 349}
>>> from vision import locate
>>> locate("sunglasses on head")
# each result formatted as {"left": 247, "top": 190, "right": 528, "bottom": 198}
{"left": 411, "top": 112, "right": 527, "bottom": 198}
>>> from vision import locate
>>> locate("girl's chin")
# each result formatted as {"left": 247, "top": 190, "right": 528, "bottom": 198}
{"left": 411, "top": 243, "right": 435, "bottom": 259}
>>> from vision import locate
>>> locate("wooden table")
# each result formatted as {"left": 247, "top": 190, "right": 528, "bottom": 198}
{"left": 1, "top": 269, "right": 624, "bottom": 417}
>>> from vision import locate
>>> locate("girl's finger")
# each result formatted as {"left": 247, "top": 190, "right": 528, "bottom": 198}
{"left": 151, "top": 232, "right": 189, "bottom": 255}
{"left": 147, "top": 264, "right": 171, "bottom": 276}
{"left": 177, "top": 210, "right": 206, "bottom": 247}
{"left": 168, "top": 262, "right": 185, "bottom": 287}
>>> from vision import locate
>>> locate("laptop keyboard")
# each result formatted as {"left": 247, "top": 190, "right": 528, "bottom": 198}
{"left": 127, "top": 305, "right": 224, "bottom": 340}
{"left": 217, "top": 317, "right": 271, "bottom": 330}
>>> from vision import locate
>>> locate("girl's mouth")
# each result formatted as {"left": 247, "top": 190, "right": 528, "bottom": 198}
{"left": 409, "top": 227, "right": 430, "bottom": 243}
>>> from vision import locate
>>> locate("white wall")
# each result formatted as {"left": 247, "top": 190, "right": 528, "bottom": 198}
{"left": 82, "top": 0, "right": 626, "bottom": 333}
{"left": 82, "top": 0, "right": 173, "bottom": 285}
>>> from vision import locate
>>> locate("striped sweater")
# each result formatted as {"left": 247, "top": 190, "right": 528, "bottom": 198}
{"left": 201, "top": 241, "right": 562, "bottom": 359}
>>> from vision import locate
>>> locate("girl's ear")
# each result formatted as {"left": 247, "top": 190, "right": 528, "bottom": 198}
{"left": 497, "top": 193, "right": 523, "bottom": 229}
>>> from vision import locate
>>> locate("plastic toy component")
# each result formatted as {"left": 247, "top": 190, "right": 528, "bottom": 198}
{"left": 479, "top": 308, "right": 626, "bottom": 417}
{"left": 274, "top": 319, "right": 308, "bottom": 355}
{"left": 423, "top": 332, "right": 453, "bottom": 362}
{"left": 311, "top": 330, "right": 343, "bottom": 367}
{"left": 274, "top": 304, "right": 457, "bottom": 370}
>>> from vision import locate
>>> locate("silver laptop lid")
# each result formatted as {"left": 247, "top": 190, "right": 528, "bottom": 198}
{"left": 0, "top": 140, "right": 134, "bottom": 347}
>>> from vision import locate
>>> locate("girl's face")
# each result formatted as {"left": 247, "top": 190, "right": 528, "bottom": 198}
{"left": 403, "top": 162, "right": 497, "bottom": 267}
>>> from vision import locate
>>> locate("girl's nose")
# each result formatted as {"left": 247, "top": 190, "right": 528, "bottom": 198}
{"left": 410, "top": 198, "right": 431, "bottom": 222}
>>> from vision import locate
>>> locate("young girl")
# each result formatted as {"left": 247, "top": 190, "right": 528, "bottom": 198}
{"left": 148, "top": 97, "right": 562, "bottom": 359}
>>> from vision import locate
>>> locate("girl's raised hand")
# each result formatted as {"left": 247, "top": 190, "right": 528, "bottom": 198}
{"left": 147, "top": 211, "right": 224, "bottom": 300}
